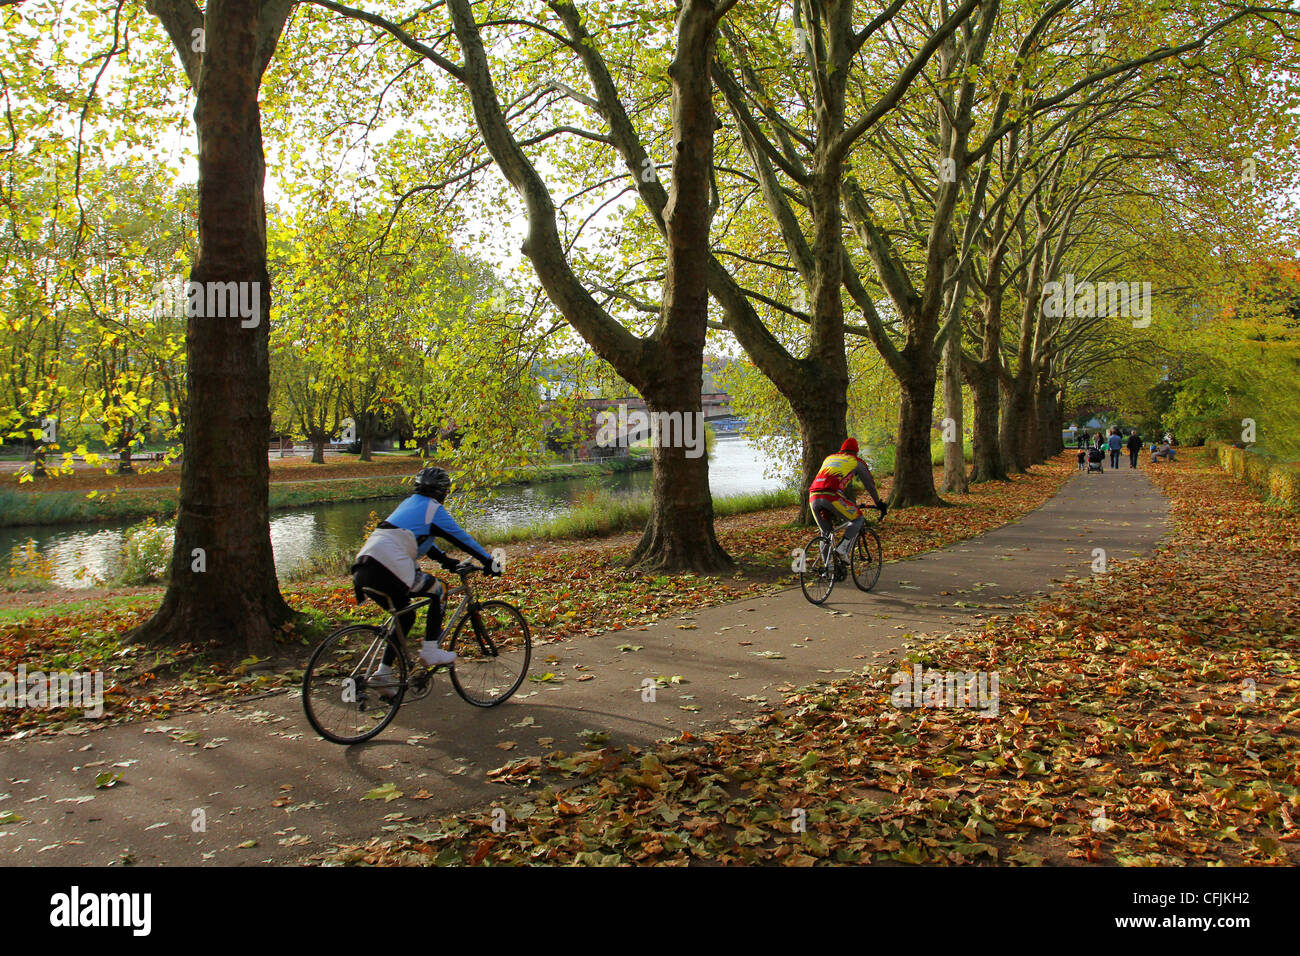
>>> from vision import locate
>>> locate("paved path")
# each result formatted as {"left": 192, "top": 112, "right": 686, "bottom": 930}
{"left": 0, "top": 464, "right": 1169, "bottom": 865}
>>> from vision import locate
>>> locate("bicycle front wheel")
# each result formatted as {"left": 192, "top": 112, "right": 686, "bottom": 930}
{"left": 799, "top": 534, "right": 835, "bottom": 605}
{"left": 852, "top": 525, "right": 883, "bottom": 591}
{"left": 449, "top": 600, "right": 532, "bottom": 707}
{"left": 302, "top": 625, "right": 407, "bottom": 744}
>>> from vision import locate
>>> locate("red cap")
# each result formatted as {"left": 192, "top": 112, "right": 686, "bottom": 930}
{"left": 840, "top": 438, "right": 859, "bottom": 455}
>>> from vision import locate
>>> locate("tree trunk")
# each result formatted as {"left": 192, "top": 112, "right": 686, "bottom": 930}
{"left": 1052, "top": 389, "right": 1066, "bottom": 456}
{"left": 1001, "top": 240, "right": 1045, "bottom": 472}
{"left": 1036, "top": 371, "right": 1063, "bottom": 460}
{"left": 118, "top": 443, "right": 134, "bottom": 475}
{"left": 310, "top": 434, "right": 326, "bottom": 464}
{"left": 706, "top": 7, "right": 859, "bottom": 528}
{"left": 628, "top": 1, "right": 731, "bottom": 573}
{"left": 135, "top": 0, "right": 293, "bottom": 654}
{"left": 792, "top": 386, "right": 849, "bottom": 525}
{"left": 892, "top": 369, "right": 945, "bottom": 507}
{"left": 941, "top": 327, "right": 968, "bottom": 493}
{"left": 1017, "top": 388, "right": 1040, "bottom": 468}
{"left": 440, "top": 0, "right": 731, "bottom": 572}
{"left": 629, "top": 393, "right": 728, "bottom": 573}
{"left": 786, "top": 160, "right": 852, "bottom": 525}
{"left": 997, "top": 377, "right": 1015, "bottom": 471}
{"left": 966, "top": 362, "right": 1005, "bottom": 482}
{"left": 1001, "top": 370, "right": 1035, "bottom": 472}
{"left": 966, "top": 216, "right": 1008, "bottom": 484}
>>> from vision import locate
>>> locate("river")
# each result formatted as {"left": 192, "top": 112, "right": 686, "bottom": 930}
{"left": 2, "top": 436, "right": 790, "bottom": 589}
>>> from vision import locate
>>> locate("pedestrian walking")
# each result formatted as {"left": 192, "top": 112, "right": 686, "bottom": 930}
{"left": 1125, "top": 430, "right": 1141, "bottom": 468}
{"left": 1107, "top": 429, "right": 1123, "bottom": 469}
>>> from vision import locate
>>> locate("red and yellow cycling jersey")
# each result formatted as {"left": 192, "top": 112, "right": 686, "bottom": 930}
{"left": 809, "top": 451, "right": 874, "bottom": 523}
{"left": 809, "top": 452, "right": 864, "bottom": 497}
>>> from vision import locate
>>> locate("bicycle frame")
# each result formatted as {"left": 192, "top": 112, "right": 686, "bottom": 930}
{"left": 361, "top": 570, "right": 476, "bottom": 645}
{"left": 350, "top": 569, "right": 501, "bottom": 695}
{"left": 815, "top": 511, "right": 876, "bottom": 552}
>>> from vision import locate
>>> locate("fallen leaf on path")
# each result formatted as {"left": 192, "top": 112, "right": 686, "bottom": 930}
{"left": 362, "top": 783, "right": 403, "bottom": 802}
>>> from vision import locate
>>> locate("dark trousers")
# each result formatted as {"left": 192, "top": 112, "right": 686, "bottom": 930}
{"left": 351, "top": 558, "right": 443, "bottom": 663}
{"left": 1109, "top": 449, "right": 1120, "bottom": 468}
{"left": 1129, "top": 449, "right": 1139, "bottom": 468}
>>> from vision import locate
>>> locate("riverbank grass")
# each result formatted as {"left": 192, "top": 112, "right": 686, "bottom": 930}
{"left": 0, "top": 455, "right": 654, "bottom": 528}
{"left": 480, "top": 487, "right": 800, "bottom": 546}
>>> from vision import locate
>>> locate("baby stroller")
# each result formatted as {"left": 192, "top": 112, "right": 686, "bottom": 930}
{"left": 1086, "top": 447, "right": 1104, "bottom": 473}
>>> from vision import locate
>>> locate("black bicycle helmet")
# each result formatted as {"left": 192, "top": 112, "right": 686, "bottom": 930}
{"left": 413, "top": 466, "right": 451, "bottom": 502}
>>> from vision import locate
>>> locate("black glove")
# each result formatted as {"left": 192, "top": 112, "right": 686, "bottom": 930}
{"left": 875, "top": 501, "right": 888, "bottom": 519}
{"left": 485, "top": 563, "right": 503, "bottom": 578}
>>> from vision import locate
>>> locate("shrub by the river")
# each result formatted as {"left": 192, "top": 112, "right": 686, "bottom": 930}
{"left": 4, "top": 538, "right": 56, "bottom": 591}
{"left": 281, "top": 546, "right": 356, "bottom": 584}
{"left": 116, "top": 518, "right": 174, "bottom": 585}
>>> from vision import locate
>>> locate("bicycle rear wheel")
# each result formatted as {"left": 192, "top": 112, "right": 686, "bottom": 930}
{"left": 851, "top": 525, "right": 883, "bottom": 591}
{"left": 799, "top": 534, "right": 835, "bottom": 605}
{"left": 449, "top": 600, "right": 532, "bottom": 707}
{"left": 302, "top": 625, "right": 407, "bottom": 744}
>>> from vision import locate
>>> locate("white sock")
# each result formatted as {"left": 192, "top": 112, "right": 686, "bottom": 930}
{"left": 421, "top": 640, "right": 441, "bottom": 657}
{"left": 375, "top": 663, "right": 392, "bottom": 677}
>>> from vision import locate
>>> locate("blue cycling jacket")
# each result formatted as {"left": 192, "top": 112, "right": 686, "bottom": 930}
{"left": 354, "top": 493, "right": 493, "bottom": 587}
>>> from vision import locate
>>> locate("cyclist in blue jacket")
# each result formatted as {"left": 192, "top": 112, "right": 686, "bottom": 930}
{"left": 351, "top": 467, "right": 498, "bottom": 681}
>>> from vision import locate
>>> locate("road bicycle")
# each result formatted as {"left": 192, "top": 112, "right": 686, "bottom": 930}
{"left": 798, "top": 506, "right": 884, "bottom": 605}
{"left": 302, "top": 564, "right": 531, "bottom": 744}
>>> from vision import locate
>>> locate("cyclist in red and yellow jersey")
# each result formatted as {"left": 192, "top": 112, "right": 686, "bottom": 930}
{"left": 809, "top": 438, "right": 887, "bottom": 559}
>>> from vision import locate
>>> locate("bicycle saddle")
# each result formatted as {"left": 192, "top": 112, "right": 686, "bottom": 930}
{"left": 360, "top": 587, "right": 397, "bottom": 611}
